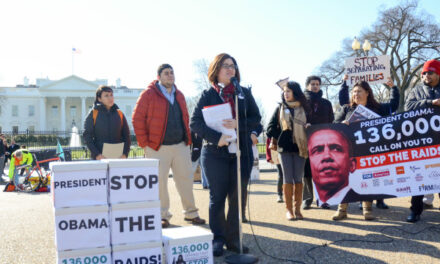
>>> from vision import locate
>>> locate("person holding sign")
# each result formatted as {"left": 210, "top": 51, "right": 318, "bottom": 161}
{"left": 83, "top": 85, "right": 131, "bottom": 160}
{"left": 267, "top": 81, "right": 310, "bottom": 221}
{"left": 190, "top": 53, "right": 261, "bottom": 257}
{"left": 302, "top": 75, "right": 334, "bottom": 210}
{"left": 132, "top": 64, "right": 205, "bottom": 228}
{"left": 405, "top": 59, "right": 440, "bottom": 223}
{"left": 332, "top": 79, "right": 399, "bottom": 220}
{"left": 339, "top": 74, "right": 395, "bottom": 210}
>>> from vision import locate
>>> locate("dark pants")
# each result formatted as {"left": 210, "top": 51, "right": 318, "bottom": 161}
{"left": 411, "top": 194, "right": 440, "bottom": 215}
{"left": 201, "top": 146, "right": 251, "bottom": 246}
{"left": 276, "top": 164, "right": 283, "bottom": 196}
{"left": 303, "top": 158, "right": 314, "bottom": 205}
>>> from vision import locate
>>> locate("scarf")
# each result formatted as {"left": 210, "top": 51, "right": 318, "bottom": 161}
{"left": 279, "top": 102, "right": 308, "bottom": 158}
{"left": 213, "top": 83, "right": 236, "bottom": 117}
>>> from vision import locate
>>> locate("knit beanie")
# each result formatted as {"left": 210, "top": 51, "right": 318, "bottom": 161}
{"left": 422, "top": 59, "right": 440, "bottom": 76}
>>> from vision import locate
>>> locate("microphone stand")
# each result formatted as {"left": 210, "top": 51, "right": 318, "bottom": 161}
{"left": 225, "top": 84, "right": 258, "bottom": 264}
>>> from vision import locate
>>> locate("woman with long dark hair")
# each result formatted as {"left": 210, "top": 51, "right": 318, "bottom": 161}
{"left": 83, "top": 85, "right": 131, "bottom": 160}
{"left": 190, "top": 53, "right": 261, "bottom": 257}
{"left": 267, "top": 81, "right": 311, "bottom": 220}
{"left": 333, "top": 77, "right": 399, "bottom": 221}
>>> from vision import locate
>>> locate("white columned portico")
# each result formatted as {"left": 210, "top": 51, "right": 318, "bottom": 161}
{"left": 39, "top": 97, "right": 46, "bottom": 131}
{"left": 60, "top": 96, "right": 66, "bottom": 131}
{"left": 81, "top": 97, "right": 86, "bottom": 128}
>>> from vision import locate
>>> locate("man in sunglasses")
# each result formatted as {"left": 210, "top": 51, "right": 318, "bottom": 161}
{"left": 405, "top": 59, "right": 440, "bottom": 222}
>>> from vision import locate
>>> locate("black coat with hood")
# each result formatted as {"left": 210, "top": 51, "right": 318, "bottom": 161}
{"left": 304, "top": 90, "right": 334, "bottom": 124}
{"left": 83, "top": 103, "right": 131, "bottom": 159}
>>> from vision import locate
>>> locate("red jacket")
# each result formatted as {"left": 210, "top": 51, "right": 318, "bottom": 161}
{"left": 132, "top": 80, "right": 191, "bottom": 150}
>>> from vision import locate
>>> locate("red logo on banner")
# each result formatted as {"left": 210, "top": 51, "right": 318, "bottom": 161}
{"left": 373, "top": 170, "right": 390, "bottom": 178}
{"left": 396, "top": 166, "right": 405, "bottom": 174}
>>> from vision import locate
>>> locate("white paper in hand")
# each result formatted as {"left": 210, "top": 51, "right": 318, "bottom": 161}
{"left": 202, "top": 103, "right": 237, "bottom": 141}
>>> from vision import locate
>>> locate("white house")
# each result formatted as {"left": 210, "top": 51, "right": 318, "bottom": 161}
{"left": 0, "top": 75, "right": 143, "bottom": 133}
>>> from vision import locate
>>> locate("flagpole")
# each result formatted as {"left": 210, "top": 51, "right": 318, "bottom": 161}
{"left": 72, "top": 48, "right": 74, "bottom": 75}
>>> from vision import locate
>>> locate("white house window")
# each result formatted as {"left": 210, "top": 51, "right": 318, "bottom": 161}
{"left": 12, "top": 105, "right": 18, "bottom": 117}
{"left": 28, "top": 105, "right": 35, "bottom": 117}
{"left": 52, "top": 106, "right": 58, "bottom": 117}
{"left": 12, "top": 126, "right": 18, "bottom": 134}
{"left": 125, "top": 105, "right": 132, "bottom": 117}
{"left": 70, "top": 106, "right": 77, "bottom": 117}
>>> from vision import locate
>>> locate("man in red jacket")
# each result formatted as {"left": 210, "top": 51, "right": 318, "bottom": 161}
{"left": 132, "top": 64, "right": 205, "bottom": 228}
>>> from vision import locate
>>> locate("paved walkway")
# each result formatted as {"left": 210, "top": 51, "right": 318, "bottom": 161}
{"left": 0, "top": 169, "right": 440, "bottom": 263}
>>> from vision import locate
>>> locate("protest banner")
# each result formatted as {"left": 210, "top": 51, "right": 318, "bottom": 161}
{"left": 345, "top": 55, "right": 391, "bottom": 86}
{"left": 307, "top": 107, "right": 440, "bottom": 205}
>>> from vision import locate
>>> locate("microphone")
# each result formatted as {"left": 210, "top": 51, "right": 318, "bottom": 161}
{"left": 230, "top": 77, "right": 243, "bottom": 96}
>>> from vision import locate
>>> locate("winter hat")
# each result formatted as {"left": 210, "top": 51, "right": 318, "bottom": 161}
{"left": 422, "top": 59, "right": 440, "bottom": 76}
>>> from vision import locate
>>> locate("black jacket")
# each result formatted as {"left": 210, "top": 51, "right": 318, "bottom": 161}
{"left": 405, "top": 83, "right": 440, "bottom": 111}
{"left": 304, "top": 90, "right": 334, "bottom": 125}
{"left": 190, "top": 86, "right": 261, "bottom": 161}
{"left": 83, "top": 103, "right": 131, "bottom": 159}
{"left": 0, "top": 139, "right": 5, "bottom": 156}
{"left": 335, "top": 83, "right": 400, "bottom": 122}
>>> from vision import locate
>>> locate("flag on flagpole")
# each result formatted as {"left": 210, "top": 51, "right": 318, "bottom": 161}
{"left": 56, "top": 140, "right": 65, "bottom": 161}
{"left": 72, "top": 47, "right": 82, "bottom": 54}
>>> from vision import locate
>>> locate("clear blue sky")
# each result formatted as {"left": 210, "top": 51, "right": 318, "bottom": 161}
{"left": 1, "top": 0, "right": 439, "bottom": 122}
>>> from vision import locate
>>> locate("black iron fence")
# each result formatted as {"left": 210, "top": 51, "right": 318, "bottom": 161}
{"left": 1, "top": 130, "right": 267, "bottom": 161}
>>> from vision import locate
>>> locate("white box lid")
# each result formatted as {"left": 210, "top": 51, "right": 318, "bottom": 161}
{"left": 57, "top": 247, "right": 111, "bottom": 258}
{"left": 50, "top": 161, "right": 108, "bottom": 172}
{"left": 162, "top": 226, "right": 213, "bottom": 245}
{"left": 106, "top": 158, "right": 159, "bottom": 168}
{"left": 55, "top": 205, "right": 109, "bottom": 215}
{"left": 111, "top": 201, "right": 160, "bottom": 210}
{"left": 112, "top": 241, "right": 162, "bottom": 252}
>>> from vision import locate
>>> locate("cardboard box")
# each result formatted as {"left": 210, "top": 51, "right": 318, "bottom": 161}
{"left": 57, "top": 247, "right": 111, "bottom": 264}
{"left": 55, "top": 205, "right": 110, "bottom": 251}
{"left": 162, "top": 226, "right": 213, "bottom": 264}
{"left": 51, "top": 161, "right": 108, "bottom": 208}
{"left": 107, "top": 159, "right": 159, "bottom": 204}
{"left": 112, "top": 241, "right": 163, "bottom": 264}
{"left": 110, "top": 201, "right": 162, "bottom": 245}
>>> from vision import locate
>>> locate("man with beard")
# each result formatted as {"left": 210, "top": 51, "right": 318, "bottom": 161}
{"left": 405, "top": 59, "right": 440, "bottom": 223}
{"left": 302, "top": 76, "right": 334, "bottom": 209}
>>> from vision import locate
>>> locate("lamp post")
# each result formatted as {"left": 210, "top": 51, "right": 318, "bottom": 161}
{"left": 352, "top": 37, "right": 371, "bottom": 56}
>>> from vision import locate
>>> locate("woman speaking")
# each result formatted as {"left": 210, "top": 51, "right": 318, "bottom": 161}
{"left": 190, "top": 53, "right": 261, "bottom": 257}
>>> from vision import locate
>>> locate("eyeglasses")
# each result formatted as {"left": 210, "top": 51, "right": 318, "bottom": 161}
{"left": 221, "top": 64, "right": 236, "bottom": 70}
{"left": 422, "top": 71, "right": 434, "bottom": 76}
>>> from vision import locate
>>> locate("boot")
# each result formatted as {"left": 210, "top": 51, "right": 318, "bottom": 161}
{"left": 283, "top": 184, "right": 294, "bottom": 220}
{"left": 362, "top": 201, "right": 375, "bottom": 220}
{"left": 332, "top": 203, "right": 348, "bottom": 221}
{"left": 294, "top": 183, "right": 304, "bottom": 220}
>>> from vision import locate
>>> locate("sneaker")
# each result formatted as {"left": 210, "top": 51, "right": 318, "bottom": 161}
{"left": 302, "top": 201, "right": 312, "bottom": 210}
{"left": 277, "top": 195, "right": 284, "bottom": 203}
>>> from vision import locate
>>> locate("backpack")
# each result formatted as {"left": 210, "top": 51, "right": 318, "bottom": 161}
{"left": 92, "top": 109, "right": 124, "bottom": 128}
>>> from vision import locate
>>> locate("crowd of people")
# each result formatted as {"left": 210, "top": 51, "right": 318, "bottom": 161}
{"left": 3, "top": 55, "right": 436, "bottom": 258}
{"left": 81, "top": 56, "right": 440, "bottom": 256}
